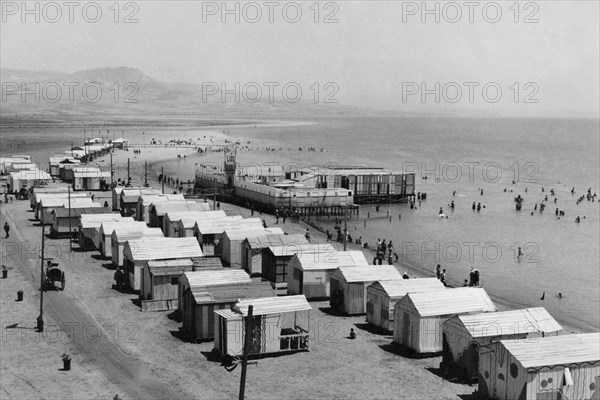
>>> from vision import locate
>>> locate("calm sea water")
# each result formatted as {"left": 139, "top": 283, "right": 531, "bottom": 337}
{"left": 2, "top": 116, "right": 599, "bottom": 331}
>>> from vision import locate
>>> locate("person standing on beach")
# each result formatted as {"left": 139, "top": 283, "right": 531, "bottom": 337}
{"left": 436, "top": 264, "right": 441, "bottom": 279}
{"left": 305, "top": 229, "right": 311, "bottom": 243}
{"left": 440, "top": 269, "right": 447, "bottom": 286}
{"left": 3, "top": 222, "right": 9, "bottom": 238}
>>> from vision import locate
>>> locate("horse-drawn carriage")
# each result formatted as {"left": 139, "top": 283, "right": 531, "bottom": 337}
{"left": 44, "top": 261, "right": 65, "bottom": 291}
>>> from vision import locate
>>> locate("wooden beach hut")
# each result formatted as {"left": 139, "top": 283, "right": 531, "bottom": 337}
{"left": 182, "top": 282, "right": 275, "bottom": 341}
{"left": 193, "top": 217, "right": 260, "bottom": 256}
{"left": 140, "top": 259, "right": 194, "bottom": 312}
{"left": 262, "top": 243, "right": 338, "bottom": 289}
{"left": 120, "top": 188, "right": 162, "bottom": 217}
{"left": 163, "top": 209, "right": 226, "bottom": 238}
{"left": 178, "top": 269, "right": 251, "bottom": 315}
{"left": 135, "top": 193, "right": 185, "bottom": 222}
{"left": 111, "top": 227, "right": 164, "bottom": 267}
{"left": 123, "top": 237, "right": 203, "bottom": 291}
{"left": 148, "top": 200, "right": 213, "bottom": 228}
{"left": 221, "top": 227, "right": 285, "bottom": 269}
{"left": 72, "top": 167, "right": 111, "bottom": 191}
{"left": 158, "top": 202, "right": 212, "bottom": 235}
{"left": 10, "top": 169, "right": 52, "bottom": 190}
{"left": 213, "top": 295, "right": 312, "bottom": 358}
{"left": 39, "top": 198, "right": 99, "bottom": 225}
{"left": 50, "top": 207, "right": 112, "bottom": 238}
{"left": 288, "top": 251, "right": 369, "bottom": 300}
{"left": 392, "top": 288, "right": 497, "bottom": 355}
{"left": 30, "top": 186, "right": 70, "bottom": 210}
{"left": 79, "top": 215, "right": 132, "bottom": 250}
{"left": 111, "top": 187, "right": 123, "bottom": 211}
{"left": 192, "top": 257, "right": 224, "bottom": 270}
{"left": 35, "top": 192, "right": 90, "bottom": 219}
{"left": 99, "top": 220, "right": 147, "bottom": 258}
{"left": 329, "top": 265, "right": 403, "bottom": 315}
{"left": 241, "top": 233, "right": 308, "bottom": 276}
{"left": 366, "top": 278, "right": 445, "bottom": 332}
{"left": 442, "top": 307, "right": 562, "bottom": 382}
{"left": 478, "top": 332, "right": 600, "bottom": 400}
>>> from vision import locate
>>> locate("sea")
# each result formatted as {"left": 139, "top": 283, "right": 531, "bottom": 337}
{"left": 2, "top": 115, "right": 599, "bottom": 331}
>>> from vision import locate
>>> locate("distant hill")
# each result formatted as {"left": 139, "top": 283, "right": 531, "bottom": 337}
{"left": 1, "top": 66, "right": 386, "bottom": 126}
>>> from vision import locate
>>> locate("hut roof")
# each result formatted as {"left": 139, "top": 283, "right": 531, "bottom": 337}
{"left": 267, "top": 243, "right": 338, "bottom": 257}
{"left": 40, "top": 197, "right": 96, "bottom": 208}
{"left": 402, "top": 288, "right": 497, "bottom": 317}
{"left": 295, "top": 251, "right": 369, "bottom": 271}
{"left": 139, "top": 193, "right": 185, "bottom": 203}
{"left": 121, "top": 188, "right": 162, "bottom": 203}
{"left": 112, "top": 227, "right": 164, "bottom": 242}
{"left": 170, "top": 210, "right": 228, "bottom": 228}
{"left": 499, "top": 332, "right": 600, "bottom": 369}
{"left": 80, "top": 215, "right": 132, "bottom": 229}
{"left": 195, "top": 217, "right": 262, "bottom": 235}
{"left": 182, "top": 269, "right": 251, "bottom": 289}
{"left": 192, "top": 257, "right": 224, "bottom": 269}
{"left": 245, "top": 233, "right": 308, "bottom": 250}
{"left": 100, "top": 220, "right": 147, "bottom": 236}
{"left": 52, "top": 207, "right": 113, "bottom": 218}
{"left": 72, "top": 168, "right": 111, "bottom": 178}
{"left": 10, "top": 169, "right": 52, "bottom": 180}
{"left": 153, "top": 201, "right": 210, "bottom": 215}
{"left": 233, "top": 295, "right": 312, "bottom": 316}
{"left": 334, "top": 265, "right": 402, "bottom": 282}
{"left": 368, "top": 278, "right": 446, "bottom": 298}
{"left": 125, "top": 237, "right": 203, "bottom": 261}
{"left": 452, "top": 307, "right": 562, "bottom": 338}
{"left": 223, "top": 227, "right": 284, "bottom": 241}
{"left": 147, "top": 259, "right": 194, "bottom": 276}
{"left": 192, "top": 282, "right": 276, "bottom": 305}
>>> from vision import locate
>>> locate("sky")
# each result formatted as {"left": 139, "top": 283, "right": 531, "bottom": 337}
{"left": 1, "top": 0, "right": 599, "bottom": 117}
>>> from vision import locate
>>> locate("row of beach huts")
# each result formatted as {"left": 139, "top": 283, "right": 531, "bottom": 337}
{"left": 28, "top": 180, "right": 600, "bottom": 400}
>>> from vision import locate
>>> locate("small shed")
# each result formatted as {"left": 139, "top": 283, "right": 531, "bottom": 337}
{"left": 34, "top": 192, "right": 89, "bottom": 219}
{"left": 163, "top": 209, "right": 226, "bottom": 238}
{"left": 136, "top": 193, "right": 185, "bottom": 222}
{"left": 50, "top": 207, "right": 112, "bottom": 237}
{"left": 111, "top": 187, "right": 123, "bottom": 211}
{"left": 478, "top": 332, "right": 600, "bottom": 400}
{"left": 30, "top": 186, "right": 70, "bottom": 209}
{"left": 140, "top": 259, "right": 194, "bottom": 312}
{"left": 99, "top": 220, "right": 147, "bottom": 258}
{"left": 262, "top": 243, "right": 338, "bottom": 289}
{"left": 241, "top": 233, "right": 308, "bottom": 276}
{"left": 111, "top": 227, "right": 164, "bottom": 267}
{"left": 10, "top": 169, "right": 52, "bottom": 190}
{"left": 329, "top": 265, "right": 403, "bottom": 315}
{"left": 39, "top": 198, "right": 99, "bottom": 225}
{"left": 72, "top": 167, "right": 111, "bottom": 191}
{"left": 158, "top": 202, "right": 213, "bottom": 235}
{"left": 393, "top": 288, "right": 497, "bottom": 355}
{"left": 120, "top": 188, "right": 162, "bottom": 217}
{"left": 442, "top": 307, "right": 562, "bottom": 382}
{"left": 182, "top": 282, "right": 276, "bottom": 341}
{"left": 192, "top": 216, "right": 259, "bottom": 256}
{"left": 148, "top": 200, "right": 213, "bottom": 228}
{"left": 79, "top": 215, "right": 132, "bottom": 250}
{"left": 221, "top": 227, "right": 284, "bottom": 268}
{"left": 288, "top": 251, "right": 369, "bottom": 300}
{"left": 214, "top": 295, "right": 312, "bottom": 357}
{"left": 178, "top": 269, "right": 252, "bottom": 315}
{"left": 123, "top": 237, "right": 203, "bottom": 291}
{"left": 366, "top": 278, "right": 446, "bottom": 332}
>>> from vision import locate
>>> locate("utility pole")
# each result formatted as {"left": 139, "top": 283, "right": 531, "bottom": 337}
{"left": 37, "top": 225, "right": 45, "bottom": 332}
{"left": 110, "top": 152, "right": 114, "bottom": 187}
{"left": 71, "top": 141, "right": 74, "bottom": 157}
{"left": 68, "top": 186, "right": 72, "bottom": 251}
{"left": 144, "top": 161, "right": 148, "bottom": 187}
{"left": 127, "top": 158, "right": 130, "bottom": 184}
{"left": 161, "top": 166, "right": 165, "bottom": 194}
{"left": 213, "top": 178, "right": 217, "bottom": 210}
{"left": 343, "top": 205, "right": 348, "bottom": 251}
{"left": 239, "top": 305, "right": 253, "bottom": 400}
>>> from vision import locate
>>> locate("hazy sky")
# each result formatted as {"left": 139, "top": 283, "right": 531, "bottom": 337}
{"left": 1, "top": 1, "right": 599, "bottom": 117}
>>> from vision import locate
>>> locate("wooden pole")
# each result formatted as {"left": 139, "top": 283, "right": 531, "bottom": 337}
{"left": 68, "top": 186, "right": 72, "bottom": 251}
{"left": 127, "top": 158, "right": 130, "bottom": 184}
{"left": 144, "top": 161, "right": 148, "bottom": 186}
{"left": 161, "top": 166, "right": 165, "bottom": 194}
{"left": 110, "top": 152, "right": 114, "bottom": 187}
{"left": 213, "top": 178, "right": 217, "bottom": 210}
{"left": 239, "top": 305, "right": 254, "bottom": 400}
{"left": 343, "top": 205, "right": 347, "bottom": 251}
{"left": 37, "top": 225, "right": 45, "bottom": 332}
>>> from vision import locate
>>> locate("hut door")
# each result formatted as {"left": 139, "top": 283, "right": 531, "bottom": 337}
{"left": 466, "top": 343, "right": 479, "bottom": 381}
{"left": 402, "top": 312, "right": 410, "bottom": 346}
{"left": 248, "top": 315, "right": 263, "bottom": 354}
{"left": 298, "top": 270, "right": 303, "bottom": 294}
